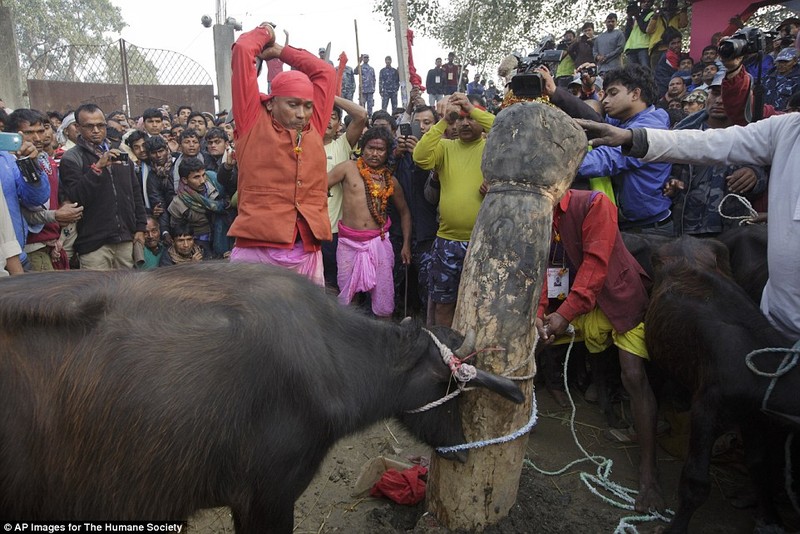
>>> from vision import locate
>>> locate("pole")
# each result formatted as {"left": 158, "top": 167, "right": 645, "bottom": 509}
{"left": 457, "top": 1, "right": 476, "bottom": 93}
{"left": 354, "top": 19, "right": 363, "bottom": 108}
{"left": 213, "top": 23, "right": 235, "bottom": 113}
{"left": 392, "top": 0, "right": 410, "bottom": 106}
{"left": 119, "top": 39, "right": 131, "bottom": 117}
{"left": 424, "top": 103, "right": 587, "bottom": 530}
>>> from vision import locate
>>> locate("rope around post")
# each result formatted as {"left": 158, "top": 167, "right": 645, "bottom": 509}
{"left": 524, "top": 329, "right": 674, "bottom": 534}
{"left": 434, "top": 330, "right": 540, "bottom": 454}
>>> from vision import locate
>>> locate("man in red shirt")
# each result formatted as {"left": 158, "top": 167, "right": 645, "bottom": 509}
{"left": 228, "top": 22, "right": 336, "bottom": 285}
{"left": 535, "top": 189, "right": 662, "bottom": 514}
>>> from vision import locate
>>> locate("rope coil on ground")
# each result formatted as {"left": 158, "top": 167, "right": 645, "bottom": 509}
{"left": 524, "top": 329, "right": 674, "bottom": 534}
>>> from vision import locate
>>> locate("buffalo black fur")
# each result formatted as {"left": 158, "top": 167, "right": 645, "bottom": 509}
{"left": 0, "top": 263, "right": 523, "bottom": 533}
{"left": 645, "top": 236, "right": 796, "bottom": 533}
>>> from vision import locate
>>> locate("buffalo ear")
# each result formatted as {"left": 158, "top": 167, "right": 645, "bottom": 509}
{"left": 472, "top": 369, "right": 525, "bottom": 404}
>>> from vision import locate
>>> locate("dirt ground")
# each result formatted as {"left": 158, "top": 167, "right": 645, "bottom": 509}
{"left": 184, "top": 384, "right": 799, "bottom": 534}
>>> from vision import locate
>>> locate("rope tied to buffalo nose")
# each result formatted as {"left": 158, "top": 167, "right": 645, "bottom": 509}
{"left": 422, "top": 328, "right": 477, "bottom": 383}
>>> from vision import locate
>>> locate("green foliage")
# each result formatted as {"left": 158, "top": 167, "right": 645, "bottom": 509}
{"left": 9, "top": 0, "right": 126, "bottom": 71}
{"left": 374, "top": 0, "right": 630, "bottom": 77}
{"left": 748, "top": 5, "right": 796, "bottom": 36}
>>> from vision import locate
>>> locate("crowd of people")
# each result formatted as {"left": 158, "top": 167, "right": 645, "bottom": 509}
{"left": 0, "top": 7, "right": 799, "bottom": 518}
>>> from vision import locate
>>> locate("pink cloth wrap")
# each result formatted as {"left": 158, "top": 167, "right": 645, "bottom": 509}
{"left": 336, "top": 219, "right": 395, "bottom": 317}
{"left": 230, "top": 243, "right": 324, "bottom": 286}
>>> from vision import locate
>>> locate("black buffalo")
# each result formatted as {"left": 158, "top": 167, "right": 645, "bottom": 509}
{"left": 0, "top": 263, "right": 524, "bottom": 532}
{"left": 644, "top": 236, "right": 797, "bottom": 533}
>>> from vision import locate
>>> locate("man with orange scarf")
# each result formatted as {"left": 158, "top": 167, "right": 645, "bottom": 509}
{"left": 328, "top": 127, "right": 411, "bottom": 318}
{"left": 228, "top": 22, "right": 336, "bottom": 285}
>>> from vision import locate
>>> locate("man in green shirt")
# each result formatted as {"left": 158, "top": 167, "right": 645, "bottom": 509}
{"left": 624, "top": 0, "right": 654, "bottom": 66}
{"left": 412, "top": 93, "right": 495, "bottom": 327}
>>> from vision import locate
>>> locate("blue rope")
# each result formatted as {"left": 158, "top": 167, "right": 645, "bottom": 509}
{"left": 435, "top": 380, "right": 539, "bottom": 455}
{"left": 745, "top": 339, "right": 800, "bottom": 412}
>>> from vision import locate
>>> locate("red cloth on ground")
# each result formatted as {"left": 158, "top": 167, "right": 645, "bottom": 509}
{"left": 370, "top": 465, "right": 428, "bottom": 505}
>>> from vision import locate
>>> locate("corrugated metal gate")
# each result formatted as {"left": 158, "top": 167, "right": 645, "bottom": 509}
{"left": 27, "top": 39, "right": 216, "bottom": 116}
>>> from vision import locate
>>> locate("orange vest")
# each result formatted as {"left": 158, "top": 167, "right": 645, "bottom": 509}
{"left": 228, "top": 107, "right": 332, "bottom": 244}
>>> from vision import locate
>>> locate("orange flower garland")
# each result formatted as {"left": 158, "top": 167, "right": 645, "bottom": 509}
{"left": 357, "top": 157, "right": 394, "bottom": 239}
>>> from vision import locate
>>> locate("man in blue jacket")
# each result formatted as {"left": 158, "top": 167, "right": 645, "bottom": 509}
{"left": 0, "top": 141, "right": 50, "bottom": 269}
{"left": 575, "top": 64, "right": 674, "bottom": 235}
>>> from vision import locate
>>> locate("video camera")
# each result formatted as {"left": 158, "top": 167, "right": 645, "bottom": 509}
{"left": 508, "top": 36, "right": 565, "bottom": 99}
{"left": 718, "top": 27, "right": 776, "bottom": 60}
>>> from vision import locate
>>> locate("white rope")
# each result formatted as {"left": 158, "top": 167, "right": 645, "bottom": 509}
{"left": 717, "top": 193, "right": 759, "bottom": 225}
{"left": 524, "top": 328, "right": 674, "bottom": 533}
{"left": 422, "top": 328, "right": 478, "bottom": 383}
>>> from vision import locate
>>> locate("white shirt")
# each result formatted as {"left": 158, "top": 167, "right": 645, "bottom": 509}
{"left": 643, "top": 113, "right": 800, "bottom": 339}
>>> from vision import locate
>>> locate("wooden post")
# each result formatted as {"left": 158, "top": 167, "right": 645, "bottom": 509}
{"left": 425, "top": 102, "right": 587, "bottom": 530}
{"left": 391, "top": 0, "right": 410, "bottom": 107}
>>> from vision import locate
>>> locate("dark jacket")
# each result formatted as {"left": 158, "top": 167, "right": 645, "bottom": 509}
{"left": 60, "top": 139, "right": 147, "bottom": 255}
{"left": 426, "top": 67, "right": 446, "bottom": 95}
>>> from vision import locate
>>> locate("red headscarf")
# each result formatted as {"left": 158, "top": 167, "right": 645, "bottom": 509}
{"left": 263, "top": 70, "right": 314, "bottom": 103}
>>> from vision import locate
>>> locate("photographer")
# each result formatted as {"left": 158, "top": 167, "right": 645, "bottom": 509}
{"left": 624, "top": 0, "right": 654, "bottom": 66}
{"left": 720, "top": 31, "right": 784, "bottom": 125}
{"left": 645, "top": 0, "right": 688, "bottom": 71}
{"left": 60, "top": 103, "right": 147, "bottom": 270}
{"left": 569, "top": 22, "right": 596, "bottom": 67}
{"left": 574, "top": 63, "right": 603, "bottom": 100}
{"left": 555, "top": 30, "right": 578, "bottom": 88}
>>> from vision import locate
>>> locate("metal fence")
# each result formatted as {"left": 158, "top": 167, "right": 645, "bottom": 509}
{"left": 26, "top": 39, "right": 215, "bottom": 116}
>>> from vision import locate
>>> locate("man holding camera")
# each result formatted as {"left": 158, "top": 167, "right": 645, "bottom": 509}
{"left": 624, "top": 0, "right": 654, "bottom": 66}
{"left": 60, "top": 103, "right": 147, "bottom": 270}
{"left": 569, "top": 22, "right": 596, "bottom": 68}
{"left": 574, "top": 63, "right": 603, "bottom": 100}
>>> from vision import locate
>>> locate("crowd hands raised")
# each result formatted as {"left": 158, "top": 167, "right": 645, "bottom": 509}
{"left": 0, "top": 12, "right": 798, "bottom": 518}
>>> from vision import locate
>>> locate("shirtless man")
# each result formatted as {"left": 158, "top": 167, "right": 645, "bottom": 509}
{"left": 327, "top": 127, "right": 412, "bottom": 318}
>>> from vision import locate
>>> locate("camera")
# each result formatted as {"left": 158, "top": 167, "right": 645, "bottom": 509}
{"left": 508, "top": 36, "right": 565, "bottom": 99}
{"left": 16, "top": 157, "right": 41, "bottom": 184}
{"left": 718, "top": 27, "right": 774, "bottom": 60}
{"left": 581, "top": 65, "right": 597, "bottom": 77}
{"left": 115, "top": 152, "right": 129, "bottom": 163}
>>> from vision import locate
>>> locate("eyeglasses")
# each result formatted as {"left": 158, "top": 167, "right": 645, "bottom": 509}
{"left": 80, "top": 122, "right": 107, "bottom": 131}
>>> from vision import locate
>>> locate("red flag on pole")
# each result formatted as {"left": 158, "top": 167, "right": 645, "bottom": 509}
{"left": 336, "top": 52, "right": 348, "bottom": 97}
{"left": 406, "top": 29, "right": 424, "bottom": 91}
